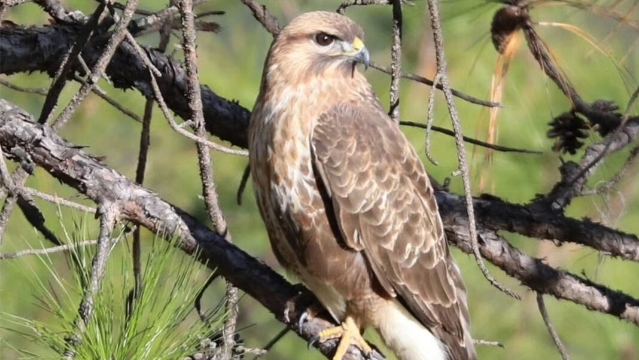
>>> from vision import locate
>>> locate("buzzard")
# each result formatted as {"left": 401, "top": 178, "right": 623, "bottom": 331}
{"left": 248, "top": 11, "right": 477, "bottom": 360}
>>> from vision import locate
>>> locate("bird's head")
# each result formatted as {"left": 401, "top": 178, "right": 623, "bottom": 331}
{"left": 265, "top": 11, "right": 370, "bottom": 80}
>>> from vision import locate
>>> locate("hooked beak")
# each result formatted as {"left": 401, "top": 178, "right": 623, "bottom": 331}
{"left": 349, "top": 37, "right": 370, "bottom": 70}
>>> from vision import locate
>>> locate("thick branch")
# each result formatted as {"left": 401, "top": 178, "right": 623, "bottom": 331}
{"left": 437, "top": 192, "right": 639, "bottom": 262}
{"left": 439, "top": 200, "right": 639, "bottom": 326}
{"left": 0, "top": 24, "right": 251, "bottom": 149}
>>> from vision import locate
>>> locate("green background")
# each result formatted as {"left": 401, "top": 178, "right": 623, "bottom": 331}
{"left": 1, "top": 0, "right": 638, "bottom": 359}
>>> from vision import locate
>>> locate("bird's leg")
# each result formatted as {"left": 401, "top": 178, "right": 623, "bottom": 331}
{"left": 309, "top": 316, "right": 372, "bottom": 360}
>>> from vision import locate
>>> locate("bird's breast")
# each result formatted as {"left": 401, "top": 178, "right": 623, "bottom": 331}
{"left": 249, "top": 90, "right": 383, "bottom": 324}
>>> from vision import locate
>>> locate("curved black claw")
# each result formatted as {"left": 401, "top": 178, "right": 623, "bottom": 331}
{"left": 308, "top": 334, "right": 320, "bottom": 350}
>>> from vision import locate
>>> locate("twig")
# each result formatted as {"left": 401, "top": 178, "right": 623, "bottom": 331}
{"left": 124, "top": 31, "right": 162, "bottom": 78}
{"left": 425, "top": 74, "right": 441, "bottom": 165}
{"left": 72, "top": 75, "right": 143, "bottom": 122}
{"left": 127, "top": 96, "right": 154, "bottom": 319}
{"left": 543, "top": 117, "right": 639, "bottom": 210}
{"left": 52, "top": 0, "right": 139, "bottom": 130}
{"left": 0, "top": 240, "right": 98, "bottom": 260}
{"left": 536, "top": 293, "right": 572, "bottom": 360}
{"left": 21, "top": 188, "right": 96, "bottom": 213}
{"left": 178, "top": 1, "right": 239, "bottom": 357}
{"left": 65, "top": 205, "right": 117, "bottom": 359}
{"left": 425, "top": 0, "right": 518, "bottom": 299}
{"left": 34, "top": 0, "right": 87, "bottom": 24}
{"left": 236, "top": 164, "right": 251, "bottom": 205}
{"left": 122, "top": 18, "right": 246, "bottom": 155}
{"left": 0, "top": 149, "right": 58, "bottom": 248}
{"left": 583, "top": 145, "right": 639, "bottom": 195}
{"left": 0, "top": 147, "right": 20, "bottom": 244}
{"left": 401, "top": 121, "right": 541, "bottom": 154}
{"left": 37, "top": 0, "right": 105, "bottom": 125}
{"left": 148, "top": 71, "right": 248, "bottom": 155}
{"left": 239, "top": 0, "right": 280, "bottom": 36}
{"left": 370, "top": 62, "right": 500, "bottom": 108}
{"left": 388, "top": 0, "right": 402, "bottom": 122}
{"left": 565, "top": 86, "right": 639, "bottom": 191}
{"left": 0, "top": 79, "right": 49, "bottom": 95}
{"left": 128, "top": 0, "right": 207, "bottom": 37}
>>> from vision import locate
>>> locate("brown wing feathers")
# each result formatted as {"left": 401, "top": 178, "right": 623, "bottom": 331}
{"left": 311, "top": 103, "right": 474, "bottom": 358}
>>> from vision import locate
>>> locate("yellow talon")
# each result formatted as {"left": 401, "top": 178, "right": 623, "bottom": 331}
{"left": 309, "top": 317, "right": 372, "bottom": 360}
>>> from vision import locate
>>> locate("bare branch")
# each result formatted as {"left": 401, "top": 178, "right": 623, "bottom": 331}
{"left": 542, "top": 117, "right": 639, "bottom": 210}
{"left": 21, "top": 187, "right": 95, "bottom": 213}
{"left": 0, "top": 240, "right": 98, "bottom": 260}
{"left": 425, "top": 74, "right": 441, "bottom": 165}
{"left": 178, "top": 0, "right": 239, "bottom": 356}
{"left": 238, "top": 0, "right": 280, "bottom": 36}
{"left": 66, "top": 204, "right": 117, "bottom": 359}
{"left": 537, "top": 293, "right": 572, "bottom": 360}
{"left": 370, "top": 62, "right": 500, "bottom": 108}
{"left": 389, "top": 0, "right": 402, "bottom": 122}
{"left": 0, "top": 78, "right": 49, "bottom": 95}
{"left": 583, "top": 145, "right": 639, "bottom": 195}
{"left": 437, "top": 192, "right": 639, "bottom": 262}
{"left": 51, "top": 0, "right": 139, "bottom": 130}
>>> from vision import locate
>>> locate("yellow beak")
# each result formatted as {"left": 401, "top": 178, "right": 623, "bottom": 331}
{"left": 351, "top": 37, "right": 370, "bottom": 70}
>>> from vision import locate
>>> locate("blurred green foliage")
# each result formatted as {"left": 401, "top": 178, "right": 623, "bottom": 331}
{"left": 1, "top": 0, "right": 638, "bottom": 359}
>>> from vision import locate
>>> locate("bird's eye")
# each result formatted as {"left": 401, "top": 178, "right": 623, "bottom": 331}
{"left": 315, "top": 32, "right": 335, "bottom": 46}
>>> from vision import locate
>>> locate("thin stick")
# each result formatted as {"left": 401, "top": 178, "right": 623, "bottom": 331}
{"left": 401, "top": 121, "right": 541, "bottom": 154}
{"left": 583, "top": 145, "right": 639, "bottom": 195}
{"left": 389, "top": 0, "right": 402, "bottom": 122}
{"left": 65, "top": 206, "right": 117, "bottom": 359}
{"left": 0, "top": 79, "right": 49, "bottom": 95}
{"left": 371, "top": 62, "right": 500, "bottom": 108}
{"left": 21, "top": 188, "right": 96, "bottom": 213}
{"left": 178, "top": 1, "right": 239, "bottom": 357}
{"left": 236, "top": 164, "right": 251, "bottom": 205}
{"left": 38, "top": 1, "right": 107, "bottom": 125}
{"left": 239, "top": 0, "right": 280, "bottom": 36}
{"left": 536, "top": 293, "right": 571, "bottom": 360}
{"left": 52, "top": 0, "right": 139, "bottom": 130}
{"left": 0, "top": 241, "right": 98, "bottom": 260}
{"left": 425, "top": 0, "right": 518, "bottom": 299}
{"left": 425, "top": 74, "right": 442, "bottom": 165}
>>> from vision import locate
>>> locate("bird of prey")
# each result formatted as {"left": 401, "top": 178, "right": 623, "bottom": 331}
{"left": 249, "top": 11, "right": 476, "bottom": 360}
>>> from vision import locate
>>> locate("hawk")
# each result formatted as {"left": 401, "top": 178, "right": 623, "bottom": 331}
{"left": 249, "top": 11, "right": 476, "bottom": 360}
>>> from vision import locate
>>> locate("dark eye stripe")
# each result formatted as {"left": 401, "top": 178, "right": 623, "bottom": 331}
{"left": 314, "top": 32, "right": 335, "bottom": 46}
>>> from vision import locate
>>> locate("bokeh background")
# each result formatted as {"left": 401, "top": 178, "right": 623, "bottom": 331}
{"left": 1, "top": 0, "right": 638, "bottom": 359}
